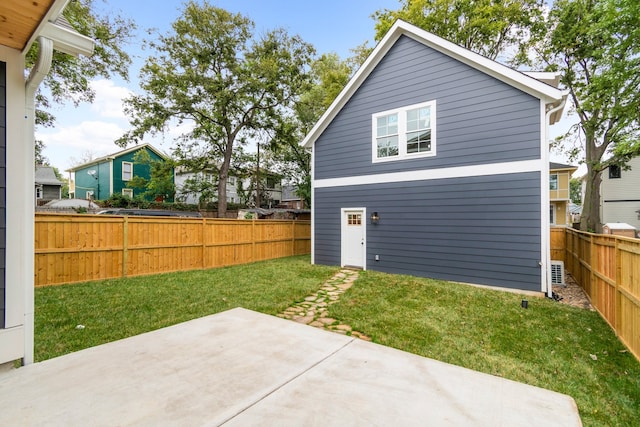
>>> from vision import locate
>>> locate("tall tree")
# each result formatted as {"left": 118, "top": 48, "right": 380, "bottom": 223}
{"left": 127, "top": 150, "right": 176, "bottom": 202}
{"left": 117, "top": 1, "right": 314, "bottom": 216}
{"left": 543, "top": 0, "right": 640, "bottom": 231}
{"left": 268, "top": 53, "right": 355, "bottom": 207}
{"left": 373, "top": 0, "right": 546, "bottom": 64}
{"left": 27, "top": 0, "right": 135, "bottom": 130}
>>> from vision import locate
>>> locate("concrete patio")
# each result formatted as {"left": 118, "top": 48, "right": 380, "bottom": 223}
{"left": 0, "top": 308, "right": 581, "bottom": 426}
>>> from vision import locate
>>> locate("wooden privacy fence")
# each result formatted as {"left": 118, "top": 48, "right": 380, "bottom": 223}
{"left": 35, "top": 213, "right": 311, "bottom": 286}
{"left": 551, "top": 226, "right": 640, "bottom": 362}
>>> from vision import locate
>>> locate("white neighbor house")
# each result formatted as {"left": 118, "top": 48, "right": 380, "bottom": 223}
{"left": 600, "top": 157, "right": 640, "bottom": 230}
{"left": 175, "top": 169, "right": 283, "bottom": 207}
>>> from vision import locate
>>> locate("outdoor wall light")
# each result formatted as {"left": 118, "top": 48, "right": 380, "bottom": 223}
{"left": 371, "top": 212, "right": 380, "bottom": 224}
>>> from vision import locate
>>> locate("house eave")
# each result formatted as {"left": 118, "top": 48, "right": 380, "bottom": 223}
{"left": 66, "top": 143, "right": 169, "bottom": 172}
{"left": 39, "top": 20, "right": 94, "bottom": 57}
{"left": 302, "top": 19, "right": 565, "bottom": 149}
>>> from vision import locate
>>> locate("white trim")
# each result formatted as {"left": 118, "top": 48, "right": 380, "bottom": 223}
{"left": 22, "top": 0, "right": 70, "bottom": 54}
{"left": 310, "top": 145, "right": 315, "bottom": 264}
{"left": 0, "top": 327, "right": 25, "bottom": 363}
{"left": 109, "top": 159, "right": 114, "bottom": 195}
{"left": 541, "top": 100, "right": 551, "bottom": 295}
{"left": 315, "top": 159, "right": 542, "bottom": 189}
{"left": 372, "top": 100, "right": 437, "bottom": 163}
{"left": 122, "top": 161, "right": 133, "bottom": 181}
{"left": 340, "top": 208, "right": 367, "bottom": 270}
{"left": 302, "top": 19, "right": 564, "bottom": 150}
{"left": 40, "top": 21, "right": 94, "bottom": 57}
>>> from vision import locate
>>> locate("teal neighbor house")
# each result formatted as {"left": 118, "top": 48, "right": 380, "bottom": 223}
{"left": 67, "top": 144, "right": 173, "bottom": 201}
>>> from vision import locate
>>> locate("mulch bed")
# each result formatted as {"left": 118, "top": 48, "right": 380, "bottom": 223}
{"left": 552, "top": 273, "right": 594, "bottom": 310}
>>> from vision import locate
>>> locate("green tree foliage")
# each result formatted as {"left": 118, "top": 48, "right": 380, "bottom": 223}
{"left": 543, "top": 0, "right": 640, "bottom": 231}
{"left": 27, "top": 0, "right": 135, "bottom": 129}
{"left": 118, "top": 1, "right": 314, "bottom": 216}
{"left": 269, "top": 53, "right": 355, "bottom": 207}
{"left": 570, "top": 178, "right": 582, "bottom": 205}
{"left": 373, "top": 0, "right": 546, "bottom": 64}
{"left": 127, "top": 150, "right": 176, "bottom": 202}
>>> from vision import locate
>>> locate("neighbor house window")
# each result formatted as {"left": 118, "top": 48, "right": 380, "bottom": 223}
{"left": 122, "top": 188, "right": 133, "bottom": 198}
{"left": 609, "top": 165, "right": 621, "bottom": 179}
{"left": 549, "top": 174, "right": 558, "bottom": 190}
{"left": 36, "top": 186, "right": 43, "bottom": 199}
{"left": 372, "top": 100, "right": 436, "bottom": 162}
{"left": 122, "top": 161, "right": 133, "bottom": 181}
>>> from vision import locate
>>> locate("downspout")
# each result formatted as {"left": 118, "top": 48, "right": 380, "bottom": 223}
{"left": 23, "top": 37, "right": 54, "bottom": 365}
{"left": 543, "top": 96, "right": 567, "bottom": 298}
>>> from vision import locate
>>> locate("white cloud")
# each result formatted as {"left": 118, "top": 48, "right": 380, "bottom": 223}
{"left": 38, "top": 120, "right": 127, "bottom": 170}
{"left": 89, "top": 79, "right": 132, "bottom": 119}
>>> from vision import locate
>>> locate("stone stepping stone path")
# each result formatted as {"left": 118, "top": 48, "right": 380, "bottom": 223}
{"left": 278, "top": 269, "right": 371, "bottom": 341}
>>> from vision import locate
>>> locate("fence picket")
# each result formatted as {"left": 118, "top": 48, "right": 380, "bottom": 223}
{"left": 35, "top": 213, "right": 311, "bottom": 286}
{"left": 551, "top": 226, "right": 640, "bottom": 363}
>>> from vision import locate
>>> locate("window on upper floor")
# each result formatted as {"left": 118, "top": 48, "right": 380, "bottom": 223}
{"left": 372, "top": 100, "right": 436, "bottom": 162}
{"left": 122, "top": 162, "right": 133, "bottom": 181}
{"left": 609, "top": 165, "right": 621, "bottom": 179}
{"left": 549, "top": 174, "right": 558, "bottom": 190}
{"left": 36, "top": 186, "right": 43, "bottom": 199}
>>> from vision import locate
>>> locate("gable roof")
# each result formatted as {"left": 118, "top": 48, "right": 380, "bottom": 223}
{"left": 302, "top": 20, "right": 567, "bottom": 149}
{"left": 35, "top": 166, "right": 63, "bottom": 186}
{"left": 66, "top": 143, "right": 169, "bottom": 172}
{"left": 550, "top": 162, "right": 578, "bottom": 172}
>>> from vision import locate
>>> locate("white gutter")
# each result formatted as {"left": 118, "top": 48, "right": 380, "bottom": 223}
{"left": 22, "top": 36, "right": 54, "bottom": 365}
{"left": 543, "top": 94, "right": 568, "bottom": 298}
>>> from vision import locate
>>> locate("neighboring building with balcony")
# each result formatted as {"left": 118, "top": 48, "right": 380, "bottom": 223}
{"left": 550, "top": 162, "right": 578, "bottom": 226}
{"left": 175, "top": 169, "right": 282, "bottom": 208}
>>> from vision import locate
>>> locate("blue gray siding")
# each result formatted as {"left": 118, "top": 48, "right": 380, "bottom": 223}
{"left": 315, "top": 172, "right": 542, "bottom": 291}
{"left": 0, "top": 62, "right": 5, "bottom": 328}
{"left": 314, "top": 36, "right": 541, "bottom": 180}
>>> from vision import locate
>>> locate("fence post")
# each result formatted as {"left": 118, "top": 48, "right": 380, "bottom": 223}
{"left": 201, "top": 217, "right": 206, "bottom": 269}
{"left": 615, "top": 237, "right": 622, "bottom": 334}
{"left": 590, "top": 233, "right": 597, "bottom": 308}
{"left": 252, "top": 219, "right": 256, "bottom": 262}
{"left": 291, "top": 221, "right": 296, "bottom": 256}
{"left": 122, "top": 216, "right": 128, "bottom": 278}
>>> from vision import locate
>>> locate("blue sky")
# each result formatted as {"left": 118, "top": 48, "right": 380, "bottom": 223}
{"left": 39, "top": 0, "right": 574, "bottom": 174}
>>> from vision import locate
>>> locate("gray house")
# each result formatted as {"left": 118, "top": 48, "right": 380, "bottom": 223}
{"left": 302, "top": 20, "right": 566, "bottom": 294}
{"left": 35, "top": 165, "right": 63, "bottom": 201}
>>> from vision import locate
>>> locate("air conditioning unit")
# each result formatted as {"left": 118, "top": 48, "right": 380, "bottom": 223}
{"left": 551, "top": 261, "right": 565, "bottom": 286}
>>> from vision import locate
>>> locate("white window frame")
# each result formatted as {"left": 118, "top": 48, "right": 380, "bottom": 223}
{"left": 372, "top": 100, "right": 436, "bottom": 163}
{"left": 122, "top": 161, "right": 133, "bottom": 181}
{"left": 549, "top": 173, "right": 558, "bottom": 190}
{"left": 550, "top": 203, "right": 556, "bottom": 225}
{"left": 122, "top": 188, "right": 133, "bottom": 198}
{"left": 35, "top": 185, "right": 43, "bottom": 199}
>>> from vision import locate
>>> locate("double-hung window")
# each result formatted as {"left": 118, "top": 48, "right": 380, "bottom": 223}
{"left": 122, "top": 161, "right": 133, "bottom": 181}
{"left": 372, "top": 100, "right": 436, "bottom": 162}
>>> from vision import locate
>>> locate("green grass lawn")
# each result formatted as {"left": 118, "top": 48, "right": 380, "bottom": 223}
{"left": 35, "top": 255, "right": 339, "bottom": 361}
{"left": 35, "top": 257, "right": 639, "bottom": 426}
{"left": 328, "top": 270, "right": 640, "bottom": 427}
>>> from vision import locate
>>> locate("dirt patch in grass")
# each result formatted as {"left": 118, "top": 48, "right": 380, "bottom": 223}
{"left": 553, "top": 273, "right": 594, "bottom": 310}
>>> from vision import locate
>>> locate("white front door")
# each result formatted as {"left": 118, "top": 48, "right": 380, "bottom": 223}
{"left": 341, "top": 208, "right": 365, "bottom": 269}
